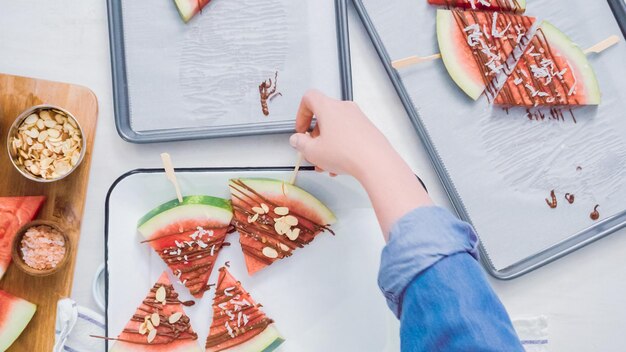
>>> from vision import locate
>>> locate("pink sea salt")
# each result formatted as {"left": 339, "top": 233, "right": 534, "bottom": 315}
{"left": 20, "top": 225, "right": 66, "bottom": 270}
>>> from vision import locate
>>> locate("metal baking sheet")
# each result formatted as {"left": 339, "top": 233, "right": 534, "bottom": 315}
{"left": 107, "top": 0, "right": 352, "bottom": 143}
{"left": 353, "top": 0, "right": 626, "bottom": 279}
{"left": 104, "top": 167, "right": 400, "bottom": 351}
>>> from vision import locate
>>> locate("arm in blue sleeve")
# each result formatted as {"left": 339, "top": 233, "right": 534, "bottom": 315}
{"left": 378, "top": 207, "right": 523, "bottom": 351}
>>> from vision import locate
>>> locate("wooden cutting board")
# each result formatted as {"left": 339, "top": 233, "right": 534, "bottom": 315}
{"left": 0, "top": 73, "right": 98, "bottom": 352}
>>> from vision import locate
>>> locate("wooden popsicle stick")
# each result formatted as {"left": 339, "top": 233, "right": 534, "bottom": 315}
{"left": 584, "top": 35, "right": 620, "bottom": 55}
{"left": 161, "top": 152, "right": 183, "bottom": 203}
{"left": 289, "top": 152, "right": 304, "bottom": 185}
{"left": 392, "top": 35, "right": 620, "bottom": 69}
{"left": 391, "top": 53, "right": 442, "bottom": 69}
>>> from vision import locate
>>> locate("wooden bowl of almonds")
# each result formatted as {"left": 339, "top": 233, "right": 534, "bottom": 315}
{"left": 7, "top": 105, "right": 86, "bottom": 182}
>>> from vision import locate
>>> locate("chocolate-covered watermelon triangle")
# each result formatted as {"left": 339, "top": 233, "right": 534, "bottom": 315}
{"left": 437, "top": 9, "right": 535, "bottom": 100}
{"left": 429, "top": 0, "right": 527, "bottom": 13}
{"left": 137, "top": 196, "right": 234, "bottom": 298}
{"left": 494, "top": 21, "right": 601, "bottom": 107}
{"left": 0, "top": 196, "right": 46, "bottom": 280}
{"left": 108, "top": 271, "right": 202, "bottom": 351}
{"left": 205, "top": 267, "right": 284, "bottom": 352}
{"left": 229, "top": 178, "right": 336, "bottom": 275}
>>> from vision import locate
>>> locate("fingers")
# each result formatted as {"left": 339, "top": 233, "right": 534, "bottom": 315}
{"left": 295, "top": 90, "right": 327, "bottom": 133}
{"left": 289, "top": 133, "right": 320, "bottom": 158}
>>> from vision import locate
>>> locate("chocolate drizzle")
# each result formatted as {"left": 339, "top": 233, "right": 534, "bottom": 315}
{"left": 545, "top": 190, "right": 557, "bottom": 208}
{"left": 229, "top": 179, "right": 334, "bottom": 269}
{"left": 259, "top": 71, "right": 281, "bottom": 116}
{"left": 590, "top": 205, "right": 600, "bottom": 221}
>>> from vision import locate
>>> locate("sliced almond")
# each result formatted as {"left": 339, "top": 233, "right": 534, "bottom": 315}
{"left": 261, "top": 203, "right": 270, "bottom": 213}
{"left": 147, "top": 328, "right": 157, "bottom": 343}
{"left": 279, "top": 243, "right": 290, "bottom": 251}
{"left": 155, "top": 286, "right": 166, "bottom": 303}
{"left": 274, "top": 221, "right": 289, "bottom": 235}
{"left": 47, "top": 129, "right": 60, "bottom": 138}
{"left": 169, "top": 312, "right": 183, "bottom": 324}
{"left": 274, "top": 207, "right": 289, "bottom": 216}
{"left": 287, "top": 228, "right": 301, "bottom": 241}
{"left": 138, "top": 322, "right": 148, "bottom": 335}
{"left": 284, "top": 215, "right": 298, "bottom": 226}
{"left": 151, "top": 312, "right": 160, "bottom": 327}
{"left": 262, "top": 247, "right": 279, "bottom": 259}
{"left": 24, "top": 114, "right": 38, "bottom": 125}
{"left": 146, "top": 319, "right": 154, "bottom": 331}
{"left": 252, "top": 206, "right": 265, "bottom": 214}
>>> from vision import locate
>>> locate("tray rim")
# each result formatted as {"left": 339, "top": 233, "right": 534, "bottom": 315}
{"left": 106, "top": 0, "right": 353, "bottom": 144}
{"left": 103, "top": 166, "right": 315, "bottom": 349}
{"left": 351, "top": 0, "right": 626, "bottom": 280}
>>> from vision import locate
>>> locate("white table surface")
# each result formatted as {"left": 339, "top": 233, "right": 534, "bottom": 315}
{"left": 1, "top": 1, "right": 626, "bottom": 351}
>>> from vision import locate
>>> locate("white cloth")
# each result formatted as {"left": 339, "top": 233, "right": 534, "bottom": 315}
{"left": 54, "top": 298, "right": 105, "bottom": 352}
{"left": 513, "top": 316, "right": 549, "bottom": 352}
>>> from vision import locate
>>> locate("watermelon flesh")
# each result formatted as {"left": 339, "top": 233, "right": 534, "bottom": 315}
{"left": 437, "top": 9, "right": 536, "bottom": 100}
{"left": 494, "top": 21, "right": 601, "bottom": 106}
{"left": 109, "top": 271, "right": 202, "bottom": 352}
{"left": 0, "top": 196, "right": 46, "bottom": 280}
{"left": 174, "top": 0, "right": 211, "bottom": 23}
{"left": 229, "top": 178, "right": 336, "bottom": 276}
{"left": 138, "top": 196, "right": 233, "bottom": 299}
{"left": 205, "top": 267, "right": 284, "bottom": 352}
{"left": 428, "top": 0, "right": 526, "bottom": 13}
{"left": 0, "top": 289, "right": 36, "bottom": 351}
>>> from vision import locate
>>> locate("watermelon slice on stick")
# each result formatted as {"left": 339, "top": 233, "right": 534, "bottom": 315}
{"left": 494, "top": 21, "right": 601, "bottom": 106}
{"left": 205, "top": 267, "right": 284, "bottom": 352}
{"left": 174, "top": 0, "right": 211, "bottom": 23}
{"left": 108, "top": 271, "right": 202, "bottom": 351}
{"left": 0, "top": 196, "right": 46, "bottom": 280}
{"left": 437, "top": 9, "right": 536, "bottom": 100}
{"left": 137, "top": 196, "right": 234, "bottom": 299}
{"left": 428, "top": 0, "right": 527, "bottom": 13}
{"left": 229, "top": 178, "right": 336, "bottom": 276}
{"left": 0, "top": 289, "right": 36, "bottom": 351}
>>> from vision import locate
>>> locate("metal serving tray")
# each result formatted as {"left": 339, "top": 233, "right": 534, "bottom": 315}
{"left": 107, "top": 0, "right": 352, "bottom": 143}
{"left": 104, "top": 167, "right": 399, "bottom": 351}
{"left": 353, "top": 0, "right": 626, "bottom": 279}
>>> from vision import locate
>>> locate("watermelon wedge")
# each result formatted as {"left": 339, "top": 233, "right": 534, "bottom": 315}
{"left": 0, "top": 196, "right": 46, "bottom": 280}
{"left": 109, "top": 272, "right": 202, "bottom": 352}
{"left": 494, "top": 21, "right": 601, "bottom": 106}
{"left": 205, "top": 267, "right": 284, "bottom": 352}
{"left": 428, "top": 0, "right": 526, "bottom": 13}
{"left": 137, "top": 196, "right": 233, "bottom": 299}
{"left": 174, "top": 0, "right": 211, "bottom": 23}
{"left": 229, "top": 178, "right": 336, "bottom": 276}
{"left": 437, "top": 9, "right": 536, "bottom": 100}
{"left": 0, "top": 289, "right": 36, "bottom": 351}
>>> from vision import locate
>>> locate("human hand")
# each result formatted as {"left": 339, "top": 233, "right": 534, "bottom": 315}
{"left": 289, "top": 90, "right": 394, "bottom": 180}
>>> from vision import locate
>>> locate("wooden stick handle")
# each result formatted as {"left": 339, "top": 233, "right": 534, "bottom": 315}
{"left": 584, "top": 35, "right": 620, "bottom": 55}
{"left": 391, "top": 53, "right": 442, "bottom": 69}
{"left": 161, "top": 153, "right": 183, "bottom": 203}
{"left": 289, "top": 152, "right": 304, "bottom": 185}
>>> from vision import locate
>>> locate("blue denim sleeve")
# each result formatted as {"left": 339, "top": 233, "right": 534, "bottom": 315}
{"left": 378, "top": 207, "right": 479, "bottom": 316}
{"left": 400, "top": 253, "right": 523, "bottom": 351}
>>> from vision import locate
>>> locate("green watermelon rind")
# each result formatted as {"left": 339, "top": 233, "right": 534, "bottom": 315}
{"left": 437, "top": 9, "right": 485, "bottom": 100}
{"left": 230, "top": 178, "right": 337, "bottom": 225}
{"left": 137, "top": 196, "right": 233, "bottom": 237}
{"left": 0, "top": 292, "right": 36, "bottom": 351}
{"left": 212, "top": 324, "right": 285, "bottom": 352}
{"left": 539, "top": 21, "right": 601, "bottom": 105}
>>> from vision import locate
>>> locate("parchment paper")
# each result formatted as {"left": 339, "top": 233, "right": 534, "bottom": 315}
{"left": 361, "top": 0, "right": 626, "bottom": 271}
{"left": 106, "top": 170, "right": 400, "bottom": 351}
{"left": 120, "top": 0, "right": 342, "bottom": 132}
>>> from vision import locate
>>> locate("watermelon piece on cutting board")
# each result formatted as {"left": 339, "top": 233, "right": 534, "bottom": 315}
{"left": 174, "top": 0, "right": 211, "bottom": 23}
{"left": 205, "top": 267, "right": 284, "bottom": 352}
{"left": 109, "top": 271, "right": 202, "bottom": 352}
{"left": 138, "top": 196, "right": 234, "bottom": 299}
{"left": 0, "top": 196, "right": 46, "bottom": 280}
{"left": 229, "top": 178, "right": 336, "bottom": 276}
{"left": 0, "top": 289, "right": 37, "bottom": 351}
{"left": 428, "top": 0, "right": 527, "bottom": 13}
{"left": 436, "top": 9, "right": 536, "bottom": 100}
{"left": 494, "top": 21, "right": 601, "bottom": 106}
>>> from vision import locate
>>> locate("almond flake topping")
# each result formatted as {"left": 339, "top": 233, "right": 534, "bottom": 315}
{"left": 274, "top": 207, "right": 289, "bottom": 216}
{"left": 169, "top": 312, "right": 183, "bottom": 324}
{"left": 262, "top": 247, "right": 279, "bottom": 259}
{"left": 252, "top": 206, "right": 265, "bottom": 214}
{"left": 147, "top": 328, "right": 157, "bottom": 343}
{"left": 151, "top": 312, "right": 160, "bottom": 327}
{"left": 155, "top": 286, "right": 166, "bottom": 304}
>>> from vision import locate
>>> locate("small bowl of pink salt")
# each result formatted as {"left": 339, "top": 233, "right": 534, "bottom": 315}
{"left": 11, "top": 220, "right": 70, "bottom": 277}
